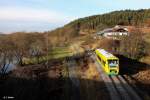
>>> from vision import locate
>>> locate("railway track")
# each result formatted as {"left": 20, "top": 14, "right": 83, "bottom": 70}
{"left": 91, "top": 54, "right": 142, "bottom": 100}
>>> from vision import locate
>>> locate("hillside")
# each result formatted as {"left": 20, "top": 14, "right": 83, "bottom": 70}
{"left": 46, "top": 9, "right": 150, "bottom": 38}
{"left": 0, "top": 9, "right": 150, "bottom": 100}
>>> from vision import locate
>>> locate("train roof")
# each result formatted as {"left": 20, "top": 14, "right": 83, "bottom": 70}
{"left": 96, "top": 49, "right": 117, "bottom": 59}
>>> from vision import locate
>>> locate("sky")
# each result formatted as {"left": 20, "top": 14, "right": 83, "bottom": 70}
{"left": 0, "top": 0, "right": 150, "bottom": 33}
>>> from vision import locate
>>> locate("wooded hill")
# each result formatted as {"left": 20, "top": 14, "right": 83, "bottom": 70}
{"left": 0, "top": 9, "right": 150, "bottom": 70}
{"left": 47, "top": 9, "right": 150, "bottom": 38}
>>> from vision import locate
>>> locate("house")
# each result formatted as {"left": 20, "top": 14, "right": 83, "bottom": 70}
{"left": 97, "top": 25, "right": 129, "bottom": 39}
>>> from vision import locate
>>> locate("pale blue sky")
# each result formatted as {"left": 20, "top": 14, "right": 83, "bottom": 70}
{"left": 0, "top": 0, "right": 150, "bottom": 33}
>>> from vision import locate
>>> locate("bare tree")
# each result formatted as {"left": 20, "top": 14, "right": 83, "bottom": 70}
{"left": 30, "top": 38, "right": 46, "bottom": 64}
{"left": 120, "top": 29, "right": 146, "bottom": 59}
{"left": 10, "top": 32, "right": 30, "bottom": 66}
{"left": 0, "top": 36, "right": 14, "bottom": 75}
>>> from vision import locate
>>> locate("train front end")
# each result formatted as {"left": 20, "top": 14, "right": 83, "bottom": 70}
{"left": 107, "top": 59, "right": 119, "bottom": 75}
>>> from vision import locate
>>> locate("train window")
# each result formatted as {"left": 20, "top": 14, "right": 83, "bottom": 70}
{"left": 108, "top": 60, "right": 118, "bottom": 67}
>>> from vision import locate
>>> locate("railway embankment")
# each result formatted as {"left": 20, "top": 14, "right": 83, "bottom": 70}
{"left": 117, "top": 55, "right": 150, "bottom": 100}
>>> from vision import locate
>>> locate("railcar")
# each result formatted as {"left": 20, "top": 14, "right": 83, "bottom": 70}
{"left": 95, "top": 49, "right": 119, "bottom": 75}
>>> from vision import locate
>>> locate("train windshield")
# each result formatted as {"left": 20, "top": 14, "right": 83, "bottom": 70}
{"left": 108, "top": 60, "right": 118, "bottom": 67}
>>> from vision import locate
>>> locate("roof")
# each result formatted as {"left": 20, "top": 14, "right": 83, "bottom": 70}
{"left": 97, "top": 49, "right": 117, "bottom": 59}
{"left": 102, "top": 28, "right": 128, "bottom": 33}
{"left": 102, "top": 28, "right": 114, "bottom": 33}
{"left": 97, "top": 25, "right": 129, "bottom": 35}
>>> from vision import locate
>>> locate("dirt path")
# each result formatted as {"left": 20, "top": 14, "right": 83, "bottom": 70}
{"left": 66, "top": 57, "right": 80, "bottom": 100}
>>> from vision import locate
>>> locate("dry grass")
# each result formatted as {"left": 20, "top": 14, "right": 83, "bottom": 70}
{"left": 84, "top": 62, "right": 99, "bottom": 80}
{"left": 77, "top": 56, "right": 109, "bottom": 100}
{"left": 140, "top": 56, "right": 150, "bottom": 65}
{"left": 69, "top": 41, "right": 85, "bottom": 55}
{"left": 133, "top": 69, "right": 150, "bottom": 84}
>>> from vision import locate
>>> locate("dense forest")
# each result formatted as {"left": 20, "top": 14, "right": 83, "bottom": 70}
{"left": 47, "top": 9, "right": 150, "bottom": 38}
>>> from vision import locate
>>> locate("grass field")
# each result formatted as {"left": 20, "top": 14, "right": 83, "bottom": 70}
{"left": 23, "top": 47, "right": 73, "bottom": 65}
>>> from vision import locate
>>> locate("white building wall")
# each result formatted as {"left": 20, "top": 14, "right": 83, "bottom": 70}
{"left": 104, "top": 32, "right": 128, "bottom": 37}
